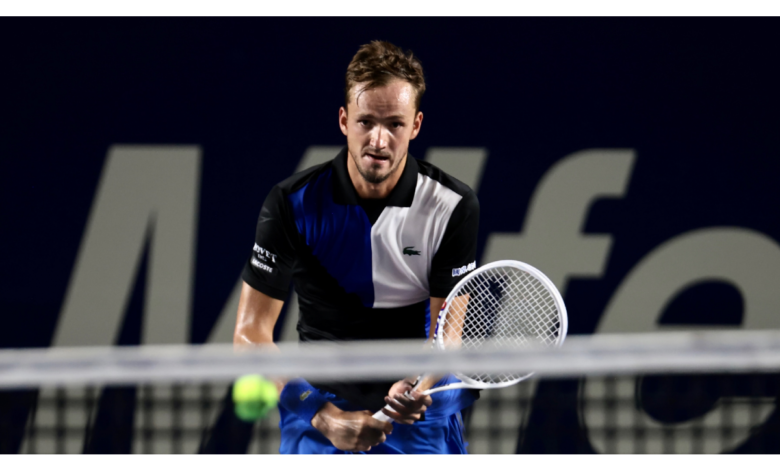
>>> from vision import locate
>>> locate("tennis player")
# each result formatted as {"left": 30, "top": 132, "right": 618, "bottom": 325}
{"left": 234, "top": 40, "right": 480, "bottom": 454}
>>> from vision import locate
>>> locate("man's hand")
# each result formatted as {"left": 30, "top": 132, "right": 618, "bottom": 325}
{"left": 381, "top": 377, "right": 433, "bottom": 424}
{"left": 311, "top": 402, "right": 393, "bottom": 452}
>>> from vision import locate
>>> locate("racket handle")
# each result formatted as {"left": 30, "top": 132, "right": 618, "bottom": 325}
{"left": 372, "top": 405, "right": 395, "bottom": 422}
{"left": 371, "top": 376, "right": 424, "bottom": 422}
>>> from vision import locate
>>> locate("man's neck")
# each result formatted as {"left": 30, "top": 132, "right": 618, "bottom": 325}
{"left": 347, "top": 152, "right": 407, "bottom": 199}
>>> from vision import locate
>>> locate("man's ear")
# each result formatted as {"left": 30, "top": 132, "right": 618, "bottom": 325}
{"left": 410, "top": 111, "right": 423, "bottom": 140}
{"left": 339, "top": 107, "right": 348, "bottom": 136}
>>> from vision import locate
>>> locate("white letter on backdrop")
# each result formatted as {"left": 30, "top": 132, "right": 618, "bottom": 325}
{"left": 29, "top": 145, "right": 201, "bottom": 454}
{"left": 482, "top": 149, "right": 635, "bottom": 294}
{"left": 583, "top": 228, "right": 780, "bottom": 453}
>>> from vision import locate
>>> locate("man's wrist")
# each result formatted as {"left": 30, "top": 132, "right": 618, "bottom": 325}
{"left": 279, "top": 378, "right": 331, "bottom": 425}
{"left": 310, "top": 402, "right": 338, "bottom": 431}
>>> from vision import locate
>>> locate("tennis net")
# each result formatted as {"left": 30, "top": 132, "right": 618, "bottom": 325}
{"left": 2, "top": 330, "right": 779, "bottom": 454}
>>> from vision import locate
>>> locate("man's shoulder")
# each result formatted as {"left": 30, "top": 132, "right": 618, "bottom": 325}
{"left": 414, "top": 158, "right": 477, "bottom": 202}
{"left": 273, "top": 159, "right": 334, "bottom": 195}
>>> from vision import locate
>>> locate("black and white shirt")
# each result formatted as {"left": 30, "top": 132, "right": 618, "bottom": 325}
{"left": 242, "top": 147, "right": 479, "bottom": 408}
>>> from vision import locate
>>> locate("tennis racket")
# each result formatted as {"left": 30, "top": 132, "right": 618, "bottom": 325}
{"left": 373, "top": 259, "right": 568, "bottom": 422}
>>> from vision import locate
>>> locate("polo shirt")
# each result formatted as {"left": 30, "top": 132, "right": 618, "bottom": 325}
{"left": 242, "top": 146, "right": 479, "bottom": 410}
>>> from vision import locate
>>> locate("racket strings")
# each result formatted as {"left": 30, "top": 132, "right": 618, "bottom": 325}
{"left": 440, "top": 265, "right": 563, "bottom": 386}
{"left": 509, "top": 269, "right": 560, "bottom": 344}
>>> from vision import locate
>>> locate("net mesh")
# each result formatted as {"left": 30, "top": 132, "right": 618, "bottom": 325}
{"left": 13, "top": 373, "right": 779, "bottom": 454}
{"left": 16, "top": 382, "right": 282, "bottom": 454}
{"left": 2, "top": 331, "right": 780, "bottom": 454}
{"left": 442, "top": 264, "right": 564, "bottom": 385}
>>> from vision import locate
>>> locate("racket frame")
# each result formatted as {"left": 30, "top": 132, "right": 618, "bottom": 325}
{"left": 373, "top": 260, "right": 568, "bottom": 422}
{"left": 432, "top": 259, "right": 568, "bottom": 388}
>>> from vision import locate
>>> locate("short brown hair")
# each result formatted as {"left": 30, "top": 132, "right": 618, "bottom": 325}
{"left": 345, "top": 40, "right": 426, "bottom": 112}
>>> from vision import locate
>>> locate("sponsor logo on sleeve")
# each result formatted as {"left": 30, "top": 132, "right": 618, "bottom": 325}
{"left": 251, "top": 257, "right": 273, "bottom": 273}
{"left": 253, "top": 243, "right": 277, "bottom": 263}
{"left": 452, "top": 261, "right": 477, "bottom": 277}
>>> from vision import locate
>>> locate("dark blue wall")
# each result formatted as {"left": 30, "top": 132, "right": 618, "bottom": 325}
{"left": 1, "top": 18, "right": 778, "bottom": 453}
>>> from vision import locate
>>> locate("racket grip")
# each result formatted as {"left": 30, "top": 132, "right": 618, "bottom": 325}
{"left": 372, "top": 405, "right": 395, "bottom": 422}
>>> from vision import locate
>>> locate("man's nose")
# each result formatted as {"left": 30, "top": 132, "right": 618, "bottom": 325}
{"left": 370, "top": 126, "right": 388, "bottom": 149}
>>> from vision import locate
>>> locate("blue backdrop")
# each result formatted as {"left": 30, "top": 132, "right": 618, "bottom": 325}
{"left": 1, "top": 18, "right": 778, "bottom": 453}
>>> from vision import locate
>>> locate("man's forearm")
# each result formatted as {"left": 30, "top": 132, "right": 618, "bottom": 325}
{"left": 233, "top": 281, "right": 286, "bottom": 391}
{"left": 233, "top": 328, "right": 285, "bottom": 394}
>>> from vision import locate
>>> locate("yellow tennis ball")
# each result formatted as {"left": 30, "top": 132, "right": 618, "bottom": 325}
{"left": 232, "top": 374, "right": 278, "bottom": 422}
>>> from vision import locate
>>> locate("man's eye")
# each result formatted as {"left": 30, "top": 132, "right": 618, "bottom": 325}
{"left": 392, "top": 122, "right": 403, "bottom": 128}
{"left": 359, "top": 120, "right": 370, "bottom": 126}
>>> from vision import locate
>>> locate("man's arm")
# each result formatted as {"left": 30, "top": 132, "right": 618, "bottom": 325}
{"left": 234, "top": 280, "right": 285, "bottom": 346}
{"left": 233, "top": 281, "right": 285, "bottom": 392}
{"left": 233, "top": 281, "right": 392, "bottom": 451}
{"left": 429, "top": 296, "right": 446, "bottom": 339}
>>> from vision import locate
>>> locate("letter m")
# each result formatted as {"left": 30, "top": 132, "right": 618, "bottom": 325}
{"left": 54, "top": 145, "right": 201, "bottom": 347}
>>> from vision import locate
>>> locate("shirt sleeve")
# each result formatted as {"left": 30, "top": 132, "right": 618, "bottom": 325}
{"left": 241, "top": 185, "right": 298, "bottom": 300}
{"left": 429, "top": 191, "right": 480, "bottom": 298}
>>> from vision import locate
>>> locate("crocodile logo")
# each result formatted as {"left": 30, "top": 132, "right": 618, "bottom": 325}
{"left": 403, "top": 246, "right": 421, "bottom": 256}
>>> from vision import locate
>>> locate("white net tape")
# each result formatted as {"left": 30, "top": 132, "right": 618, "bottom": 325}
{"left": 441, "top": 265, "right": 564, "bottom": 385}
{"left": 3, "top": 330, "right": 780, "bottom": 389}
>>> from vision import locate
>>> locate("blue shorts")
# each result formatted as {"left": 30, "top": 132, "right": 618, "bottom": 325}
{"left": 277, "top": 389, "right": 469, "bottom": 454}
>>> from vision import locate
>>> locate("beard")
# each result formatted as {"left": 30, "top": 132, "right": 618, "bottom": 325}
{"left": 352, "top": 151, "right": 403, "bottom": 185}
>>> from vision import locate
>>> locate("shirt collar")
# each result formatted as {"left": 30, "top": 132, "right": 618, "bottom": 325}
{"left": 331, "top": 146, "right": 418, "bottom": 208}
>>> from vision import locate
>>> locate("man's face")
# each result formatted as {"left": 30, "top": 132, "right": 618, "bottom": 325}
{"left": 339, "top": 79, "right": 423, "bottom": 185}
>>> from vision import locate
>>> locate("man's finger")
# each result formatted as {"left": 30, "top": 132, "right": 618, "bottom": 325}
{"left": 386, "top": 395, "right": 424, "bottom": 415}
{"left": 356, "top": 431, "right": 388, "bottom": 451}
{"left": 380, "top": 406, "right": 418, "bottom": 424}
{"left": 369, "top": 411, "right": 396, "bottom": 432}
{"left": 381, "top": 393, "right": 429, "bottom": 424}
{"left": 407, "top": 390, "right": 433, "bottom": 405}
{"left": 392, "top": 394, "right": 415, "bottom": 407}
{"left": 381, "top": 421, "right": 393, "bottom": 434}
{"left": 385, "top": 395, "right": 409, "bottom": 410}
{"left": 393, "top": 393, "right": 429, "bottom": 411}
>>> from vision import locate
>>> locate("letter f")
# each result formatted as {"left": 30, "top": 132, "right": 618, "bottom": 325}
{"left": 482, "top": 149, "right": 635, "bottom": 294}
